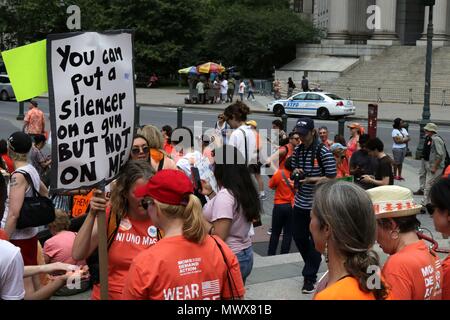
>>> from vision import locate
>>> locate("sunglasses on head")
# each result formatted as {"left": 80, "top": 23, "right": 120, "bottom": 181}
{"left": 141, "top": 198, "right": 155, "bottom": 210}
{"left": 131, "top": 146, "right": 149, "bottom": 155}
{"left": 425, "top": 203, "right": 436, "bottom": 215}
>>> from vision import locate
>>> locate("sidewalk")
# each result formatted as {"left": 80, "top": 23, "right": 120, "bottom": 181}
{"left": 136, "top": 88, "right": 450, "bottom": 125}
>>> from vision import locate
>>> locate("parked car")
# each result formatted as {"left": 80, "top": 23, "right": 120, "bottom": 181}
{"left": 267, "top": 92, "right": 355, "bottom": 120}
{"left": 0, "top": 74, "right": 15, "bottom": 101}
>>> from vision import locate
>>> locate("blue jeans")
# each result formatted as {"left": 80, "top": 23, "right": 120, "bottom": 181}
{"left": 235, "top": 246, "right": 253, "bottom": 284}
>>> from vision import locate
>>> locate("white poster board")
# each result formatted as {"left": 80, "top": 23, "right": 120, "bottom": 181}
{"left": 47, "top": 31, "right": 135, "bottom": 192}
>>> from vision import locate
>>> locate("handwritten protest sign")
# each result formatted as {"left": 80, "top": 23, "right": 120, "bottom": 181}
{"left": 1, "top": 40, "right": 48, "bottom": 101}
{"left": 47, "top": 31, "right": 135, "bottom": 191}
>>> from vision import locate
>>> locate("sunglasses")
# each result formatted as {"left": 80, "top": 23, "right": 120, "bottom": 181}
{"left": 425, "top": 203, "right": 436, "bottom": 215}
{"left": 131, "top": 146, "right": 149, "bottom": 155}
{"left": 141, "top": 198, "right": 155, "bottom": 210}
{"left": 290, "top": 136, "right": 300, "bottom": 140}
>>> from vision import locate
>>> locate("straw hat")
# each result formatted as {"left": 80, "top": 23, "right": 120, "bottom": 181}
{"left": 366, "top": 185, "right": 422, "bottom": 219}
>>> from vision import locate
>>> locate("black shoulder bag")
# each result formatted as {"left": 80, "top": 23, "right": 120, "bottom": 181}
{"left": 14, "top": 170, "right": 55, "bottom": 229}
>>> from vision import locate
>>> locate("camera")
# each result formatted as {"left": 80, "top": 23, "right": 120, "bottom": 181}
{"left": 291, "top": 170, "right": 305, "bottom": 189}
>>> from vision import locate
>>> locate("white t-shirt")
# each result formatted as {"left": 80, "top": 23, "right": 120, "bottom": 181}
{"left": 392, "top": 128, "right": 408, "bottom": 149}
{"left": 220, "top": 80, "right": 228, "bottom": 94}
{"left": 1, "top": 164, "right": 40, "bottom": 240}
{"left": 0, "top": 240, "right": 25, "bottom": 300}
{"left": 239, "top": 82, "right": 246, "bottom": 94}
{"left": 228, "top": 125, "right": 257, "bottom": 165}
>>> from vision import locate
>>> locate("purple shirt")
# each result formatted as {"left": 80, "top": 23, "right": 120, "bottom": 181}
{"left": 203, "top": 188, "right": 252, "bottom": 254}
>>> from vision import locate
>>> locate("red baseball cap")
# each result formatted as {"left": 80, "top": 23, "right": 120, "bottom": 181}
{"left": 134, "top": 169, "right": 194, "bottom": 205}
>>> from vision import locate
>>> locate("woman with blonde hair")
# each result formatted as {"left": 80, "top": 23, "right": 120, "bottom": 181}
{"left": 1, "top": 132, "right": 49, "bottom": 296}
{"left": 311, "top": 180, "right": 391, "bottom": 300}
{"left": 137, "top": 124, "right": 177, "bottom": 171}
{"left": 122, "top": 169, "right": 245, "bottom": 300}
{"left": 73, "top": 160, "right": 159, "bottom": 300}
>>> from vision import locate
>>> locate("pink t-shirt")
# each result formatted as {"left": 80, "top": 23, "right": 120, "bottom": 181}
{"left": 203, "top": 188, "right": 252, "bottom": 254}
{"left": 43, "top": 231, "right": 85, "bottom": 265}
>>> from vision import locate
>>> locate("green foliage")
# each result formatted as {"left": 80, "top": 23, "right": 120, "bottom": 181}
{"left": 202, "top": 5, "right": 317, "bottom": 77}
{"left": 0, "top": 0, "right": 316, "bottom": 78}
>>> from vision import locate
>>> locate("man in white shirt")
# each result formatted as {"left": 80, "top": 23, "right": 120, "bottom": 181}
{"left": 220, "top": 78, "right": 228, "bottom": 104}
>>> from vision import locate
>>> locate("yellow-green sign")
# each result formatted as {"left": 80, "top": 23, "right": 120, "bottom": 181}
{"left": 1, "top": 40, "right": 48, "bottom": 102}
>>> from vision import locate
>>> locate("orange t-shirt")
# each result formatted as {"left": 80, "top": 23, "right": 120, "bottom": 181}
{"left": 91, "top": 214, "right": 159, "bottom": 300}
{"left": 314, "top": 276, "right": 391, "bottom": 300}
{"left": 336, "top": 157, "right": 350, "bottom": 178}
{"left": 122, "top": 235, "right": 245, "bottom": 300}
{"left": 443, "top": 166, "right": 450, "bottom": 179}
{"left": 382, "top": 241, "right": 443, "bottom": 300}
{"left": 278, "top": 144, "right": 294, "bottom": 171}
{"left": 268, "top": 168, "right": 294, "bottom": 205}
{"left": 0, "top": 228, "right": 8, "bottom": 240}
{"left": 442, "top": 255, "right": 450, "bottom": 300}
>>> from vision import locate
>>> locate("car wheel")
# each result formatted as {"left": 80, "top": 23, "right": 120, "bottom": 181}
{"left": 0, "top": 90, "right": 9, "bottom": 101}
{"left": 317, "top": 108, "right": 330, "bottom": 120}
{"left": 273, "top": 105, "right": 285, "bottom": 117}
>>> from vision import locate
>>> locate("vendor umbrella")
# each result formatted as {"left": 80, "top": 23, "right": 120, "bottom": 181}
{"left": 197, "top": 62, "right": 225, "bottom": 74}
{"left": 178, "top": 66, "right": 198, "bottom": 75}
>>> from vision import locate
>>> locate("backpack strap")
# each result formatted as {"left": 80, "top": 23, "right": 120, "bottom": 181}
{"left": 210, "top": 235, "right": 239, "bottom": 300}
{"left": 280, "top": 170, "right": 295, "bottom": 194}
{"left": 157, "top": 155, "right": 165, "bottom": 172}
{"left": 310, "top": 142, "right": 325, "bottom": 176}
{"left": 238, "top": 128, "right": 248, "bottom": 166}
{"left": 106, "top": 210, "right": 120, "bottom": 250}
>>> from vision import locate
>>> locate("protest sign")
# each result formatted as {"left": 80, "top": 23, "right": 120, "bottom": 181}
{"left": 47, "top": 31, "right": 135, "bottom": 192}
{"left": 1, "top": 40, "right": 48, "bottom": 101}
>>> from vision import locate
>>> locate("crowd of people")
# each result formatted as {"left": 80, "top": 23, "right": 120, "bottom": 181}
{"left": 188, "top": 75, "right": 256, "bottom": 105}
{"left": 0, "top": 98, "right": 449, "bottom": 301}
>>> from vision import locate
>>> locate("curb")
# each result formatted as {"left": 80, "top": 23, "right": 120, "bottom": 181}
{"left": 138, "top": 103, "right": 450, "bottom": 126}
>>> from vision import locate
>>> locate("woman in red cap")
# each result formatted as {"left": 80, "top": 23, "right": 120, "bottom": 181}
{"left": 73, "top": 161, "right": 159, "bottom": 300}
{"left": 122, "top": 169, "right": 245, "bottom": 300}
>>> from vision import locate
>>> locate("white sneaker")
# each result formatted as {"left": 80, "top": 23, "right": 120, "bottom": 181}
{"left": 252, "top": 99, "right": 256, "bottom": 102}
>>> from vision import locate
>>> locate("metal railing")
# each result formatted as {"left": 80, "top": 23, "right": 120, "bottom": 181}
{"left": 277, "top": 85, "right": 450, "bottom": 106}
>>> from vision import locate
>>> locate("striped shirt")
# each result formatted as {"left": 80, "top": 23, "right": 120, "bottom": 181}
{"left": 291, "top": 142, "right": 337, "bottom": 210}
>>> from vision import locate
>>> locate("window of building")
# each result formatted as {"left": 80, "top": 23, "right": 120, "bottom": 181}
{"left": 293, "top": 0, "right": 304, "bottom": 13}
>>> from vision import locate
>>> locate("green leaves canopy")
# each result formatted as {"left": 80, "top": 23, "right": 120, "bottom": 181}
{"left": 0, "top": 0, "right": 316, "bottom": 78}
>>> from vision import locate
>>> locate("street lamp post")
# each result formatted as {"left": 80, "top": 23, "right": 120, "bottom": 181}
{"left": 416, "top": 0, "right": 435, "bottom": 159}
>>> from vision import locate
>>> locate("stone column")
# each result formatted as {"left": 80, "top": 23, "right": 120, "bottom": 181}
{"left": 324, "top": 0, "right": 350, "bottom": 44}
{"left": 367, "top": 0, "right": 399, "bottom": 45}
{"left": 417, "top": 0, "right": 449, "bottom": 47}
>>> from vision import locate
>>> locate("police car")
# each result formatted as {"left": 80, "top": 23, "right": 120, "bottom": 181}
{"left": 267, "top": 92, "right": 355, "bottom": 120}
